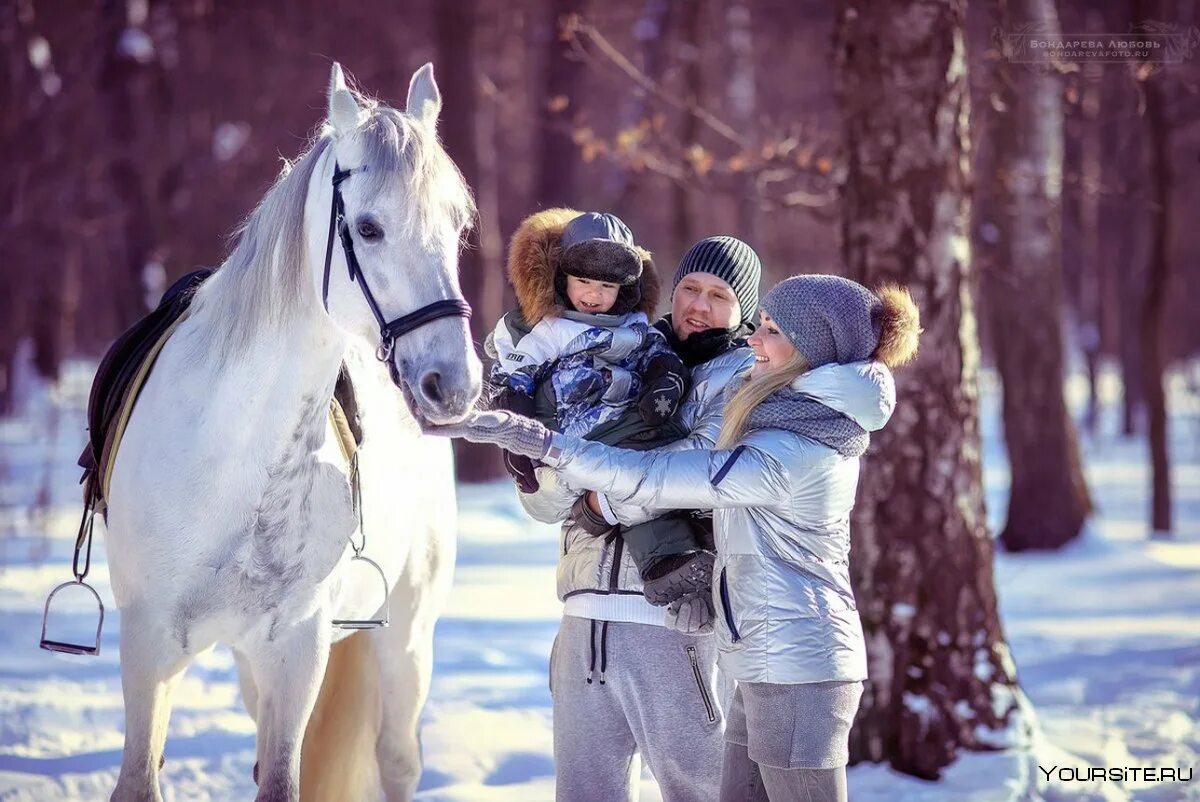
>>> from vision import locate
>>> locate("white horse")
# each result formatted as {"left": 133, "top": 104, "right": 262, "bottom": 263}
{"left": 103, "top": 63, "right": 481, "bottom": 802}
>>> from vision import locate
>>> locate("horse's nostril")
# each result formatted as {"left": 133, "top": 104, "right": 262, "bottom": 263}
{"left": 420, "top": 371, "right": 445, "bottom": 404}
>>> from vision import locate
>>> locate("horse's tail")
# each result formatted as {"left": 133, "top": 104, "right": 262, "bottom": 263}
{"left": 300, "top": 631, "right": 381, "bottom": 801}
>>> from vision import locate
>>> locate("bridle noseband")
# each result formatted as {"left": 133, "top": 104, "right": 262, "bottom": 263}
{"left": 321, "top": 163, "right": 472, "bottom": 374}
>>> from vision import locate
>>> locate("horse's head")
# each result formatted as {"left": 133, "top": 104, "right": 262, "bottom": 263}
{"left": 318, "top": 63, "right": 482, "bottom": 424}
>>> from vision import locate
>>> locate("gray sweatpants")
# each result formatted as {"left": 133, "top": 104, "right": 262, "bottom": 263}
{"left": 719, "top": 742, "right": 848, "bottom": 802}
{"left": 550, "top": 615, "right": 725, "bottom": 802}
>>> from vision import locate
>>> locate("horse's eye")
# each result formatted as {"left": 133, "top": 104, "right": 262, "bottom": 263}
{"left": 357, "top": 221, "right": 382, "bottom": 240}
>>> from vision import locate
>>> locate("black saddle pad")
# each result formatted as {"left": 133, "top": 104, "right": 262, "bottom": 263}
{"left": 78, "top": 268, "right": 215, "bottom": 484}
{"left": 78, "top": 267, "right": 362, "bottom": 500}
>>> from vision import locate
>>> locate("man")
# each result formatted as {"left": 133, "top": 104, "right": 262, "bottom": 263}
{"left": 519, "top": 235, "right": 762, "bottom": 801}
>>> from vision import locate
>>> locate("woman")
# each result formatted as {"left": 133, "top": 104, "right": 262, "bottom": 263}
{"left": 432, "top": 274, "right": 921, "bottom": 801}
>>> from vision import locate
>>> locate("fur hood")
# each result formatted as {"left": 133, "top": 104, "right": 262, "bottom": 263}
{"left": 506, "top": 208, "right": 660, "bottom": 325}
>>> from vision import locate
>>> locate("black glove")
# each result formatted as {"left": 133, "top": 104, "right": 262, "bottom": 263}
{"left": 491, "top": 385, "right": 537, "bottom": 417}
{"left": 570, "top": 494, "right": 616, "bottom": 537}
{"left": 505, "top": 451, "right": 541, "bottom": 494}
{"left": 637, "top": 352, "right": 688, "bottom": 425}
{"left": 490, "top": 387, "right": 542, "bottom": 492}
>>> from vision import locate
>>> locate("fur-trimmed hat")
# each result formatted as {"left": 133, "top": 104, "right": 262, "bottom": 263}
{"left": 506, "top": 208, "right": 660, "bottom": 323}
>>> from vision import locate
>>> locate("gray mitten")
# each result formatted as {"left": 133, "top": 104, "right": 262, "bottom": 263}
{"left": 665, "top": 593, "right": 715, "bottom": 636}
{"left": 426, "top": 410, "right": 552, "bottom": 459}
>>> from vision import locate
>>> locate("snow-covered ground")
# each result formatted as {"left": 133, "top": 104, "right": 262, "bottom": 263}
{"left": 0, "top": 362, "right": 1197, "bottom": 801}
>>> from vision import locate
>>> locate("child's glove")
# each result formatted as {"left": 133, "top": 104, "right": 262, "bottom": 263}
{"left": 490, "top": 387, "right": 542, "bottom": 492}
{"left": 666, "top": 593, "right": 715, "bottom": 636}
{"left": 637, "top": 352, "right": 688, "bottom": 425}
{"left": 504, "top": 452, "right": 541, "bottom": 494}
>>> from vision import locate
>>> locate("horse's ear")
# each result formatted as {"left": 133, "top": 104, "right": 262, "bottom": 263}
{"left": 328, "top": 62, "right": 362, "bottom": 136}
{"left": 406, "top": 63, "right": 441, "bottom": 131}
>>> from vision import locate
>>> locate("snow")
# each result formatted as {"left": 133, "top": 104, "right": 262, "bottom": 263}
{"left": 1, "top": 360, "right": 1198, "bottom": 801}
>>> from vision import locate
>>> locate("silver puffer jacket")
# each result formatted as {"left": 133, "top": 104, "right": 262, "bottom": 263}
{"left": 518, "top": 345, "right": 755, "bottom": 601}
{"left": 541, "top": 361, "right": 896, "bottom": 684}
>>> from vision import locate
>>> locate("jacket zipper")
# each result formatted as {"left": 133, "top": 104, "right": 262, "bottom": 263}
{"left": 719, "top": 568, "right": 741, "bottom": 641}
{"left": 686, "top": 645, "right": 716, "bottom": 723}
{"left": 608, "top": 535, "right": 624, "bottom": 591}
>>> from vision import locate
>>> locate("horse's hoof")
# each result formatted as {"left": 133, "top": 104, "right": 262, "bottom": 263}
{"left": 252, "top": 760, "right": 259, "bottom": 785}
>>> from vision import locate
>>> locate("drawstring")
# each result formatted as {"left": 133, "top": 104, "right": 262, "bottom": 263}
{"left": 599, "top": 621, "right": 609, "bottom": 684}
{"left": 586, "top": 619, "right": 597, "bottom": 684}
{"left": 585, "top": 620, "right": 611, "bottom": 685}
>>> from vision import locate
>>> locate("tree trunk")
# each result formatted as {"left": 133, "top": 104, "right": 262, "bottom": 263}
{"left": 435, "top": 0, "right": 507, "bottom": 482}
{"left": 1105, "top": 0, "right": 1145, "bottom": 437}
{"left": 1077, "top": 47, "right": 1103, "bottom": 437}
{"left": 1098, "top": 78, "right": 1142, "bottom": 436}
{"left": 100, "top": 0, "right": 158, "bottom": 332}
{"left": 1118, "top": 247, "right": 1145, "bottom": 435}
{"left": 991, "top": 0, "right": 1091, "bottom": 552}
{"left": 1139, "top": 34, "right": 1173, "bottom": 535}
{"left": 835, "top": 0, "right": 1022, "bottom": 778}
{"left": 609, "top": 0, "right": 675, "bottom": 217}
{"left": 672, "top": 0, "right": 704, "bottom": 258}
{"left": 0, "top": 3, "right": 34, "bottom": 410}
{"left": 725, "top": 0, "right": 759, "bottom": 243}
{"left": 535, "top": 0, "right": 585, "bottom": 208}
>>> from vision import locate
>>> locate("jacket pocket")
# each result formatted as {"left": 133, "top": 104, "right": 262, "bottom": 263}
{"left": 686, "top": 645, "right": 717, "bottom": 723}
{"left": 718, "top": 567, "right": 741, "bottom": 642}
{"left": 712, "top": 445, "right": 746, "bottom": 486}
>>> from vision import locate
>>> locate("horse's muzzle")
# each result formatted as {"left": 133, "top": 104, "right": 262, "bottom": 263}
{"left": 395, "top": 357, "right": 480, "bottom": 424}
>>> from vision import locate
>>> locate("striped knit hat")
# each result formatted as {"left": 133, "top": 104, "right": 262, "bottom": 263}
{"left": 672, "top": 236, "right": 761, "bottom": 324}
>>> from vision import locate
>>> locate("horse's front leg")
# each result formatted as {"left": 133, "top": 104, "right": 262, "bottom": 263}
{"left": 244, "top": 613, "right": 331, "bottom": 802}
{"left": 111, "top": 601, "right": 191, "bottom": 802}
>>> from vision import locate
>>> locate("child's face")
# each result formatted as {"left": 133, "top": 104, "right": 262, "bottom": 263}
{"left": 565, "top": 275, "right": 621, "bottom": 314}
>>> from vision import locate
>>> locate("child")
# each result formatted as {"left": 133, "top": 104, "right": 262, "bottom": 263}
{"left": 486, "top": 209, "right": 711, "bottom": 605}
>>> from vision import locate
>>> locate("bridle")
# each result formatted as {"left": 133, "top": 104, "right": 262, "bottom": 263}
{"left": 320, "top": 162, "right": 472, "bottom": 381}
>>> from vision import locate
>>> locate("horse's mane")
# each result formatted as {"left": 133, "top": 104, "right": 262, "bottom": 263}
{"left": 190, "top": 91, "right": 474, "bottom": 357}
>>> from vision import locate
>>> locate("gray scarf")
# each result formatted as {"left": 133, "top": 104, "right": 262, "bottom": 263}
{"left": 742, "top": 387, "right": 868, "bottom": 457}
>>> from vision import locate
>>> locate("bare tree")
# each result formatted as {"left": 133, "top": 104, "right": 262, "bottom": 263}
{"left": 724, "top": 0, "right": 759, "bottom": 243}
{"left": 1137, "top": 38, "right": 1174, "bottom": 537}
{"left": 100, "top": 0, "right": 168, "bottom": 331}
{"left": 536, "top": 0, "right": 586, "bottom": 207}
{"left": 436, "top": 0, "right": 507, "bottom": 481}
{"left": 1100, "top": 49, "right": 1146, "bottom": 438}
{"left": 835, "top": 0, "right": 1022, "bottom": 778}
{"left": 990, "top": 0, "right": 1091, "bottom": 552}
{"left": 672, "top": 0, "right": 705, "bottom": 257}
{"left": 1076, "top": 55, "right": 1104, "bottom": 436}
{"left": 608, "top": 0, "right": 675, "bottom": 216}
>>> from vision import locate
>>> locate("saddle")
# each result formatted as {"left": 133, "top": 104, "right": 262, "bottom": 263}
{"left": 78, "top": 267, "right": 363, "bottom": 513}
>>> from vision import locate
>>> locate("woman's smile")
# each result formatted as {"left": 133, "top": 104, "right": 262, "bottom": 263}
{"left": 747, "top": 310, "right": 796, "bottom": 376}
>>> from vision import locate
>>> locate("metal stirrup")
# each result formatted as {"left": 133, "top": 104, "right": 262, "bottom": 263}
{"left": 330, "top": 553, "right": 390, "bottom": 630}
{"left": 332, "top": 453, "right": 389, "bottom": 629}
{"left": 40, "top": 501, "right": 105, "bottom": 655}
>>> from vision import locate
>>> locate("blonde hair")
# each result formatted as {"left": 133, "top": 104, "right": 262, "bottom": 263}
{"left": 717, "top": 351, "right": 808, "bottom": 449}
